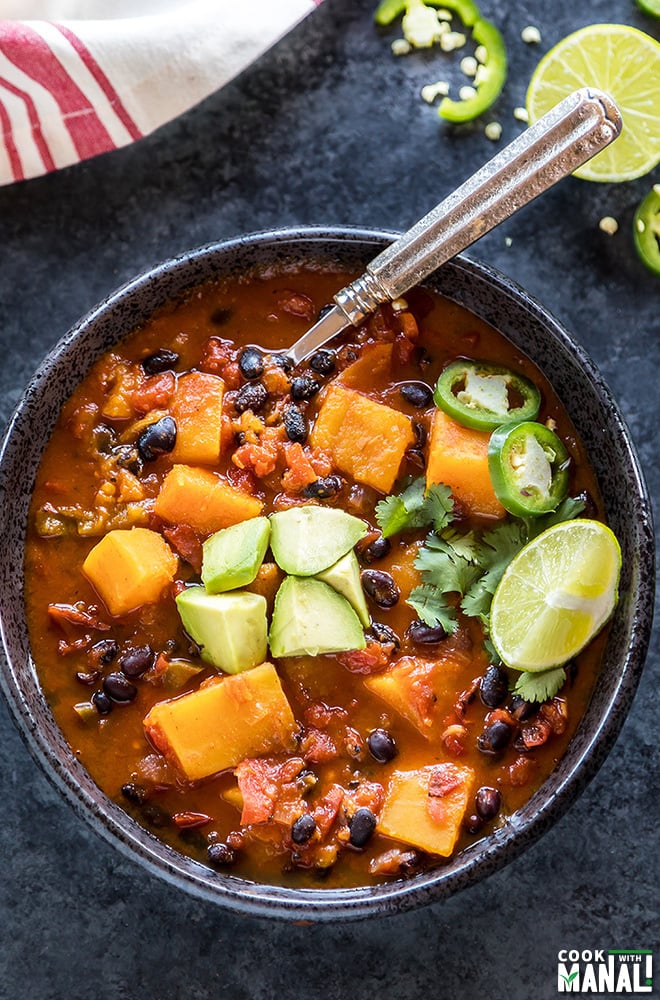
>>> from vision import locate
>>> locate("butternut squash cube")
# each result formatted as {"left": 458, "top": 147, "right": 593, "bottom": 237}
{"left": 170, "top": 372, "right": 224, "bottom": 465}
{"left": 143, "top": 662, "right": 297, "bottom": 782}
{"left": 364, "top": 651, "right": 473, "bottom": 737}
{"left": 311, "top": 384, "right": 414, "bottom": 494}
{"left": 154, "top": 465, "right": 263, "bottom": 536}
{"left": 378, "top": 763, "right": 475, "bottom": 856}
{"left": 82, "top": 527, "right": 178, "bottom": 617}
{"left": 426, "top": 410, "right": 505, "bottom": 519}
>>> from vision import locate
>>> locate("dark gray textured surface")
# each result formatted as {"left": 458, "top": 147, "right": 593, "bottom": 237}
{"left": 0, "top": 1, "right": 657, "bottom": 997}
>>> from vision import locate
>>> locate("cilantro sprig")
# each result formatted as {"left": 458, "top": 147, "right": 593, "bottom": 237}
{"left": 377, "top": 479, "right": 585, "bottom": 702}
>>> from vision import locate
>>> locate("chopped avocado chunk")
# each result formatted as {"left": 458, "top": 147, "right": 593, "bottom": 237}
{"left": 316, "top": 550, "right": 370, "bottom": 627}
{"left": 201, "top": 516, "right": 270, "bottom": 593}
{"left": 269, "top": 577, "right": 366, "bottom": 657}
{"left": 176, "top": 587, "right": 267, "bottom": 673}
{"left": 269, "top": 506, "right": 368, "bottom": 576}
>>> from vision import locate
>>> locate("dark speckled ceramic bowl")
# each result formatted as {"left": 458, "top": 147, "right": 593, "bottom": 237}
{"left": 0, "top": 228, "right": 654, "bottom": 921}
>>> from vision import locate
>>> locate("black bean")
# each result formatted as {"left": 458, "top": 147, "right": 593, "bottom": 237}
{"left": 349, "top": 808, "right": 377, "bottom": 848}
{"left": 291, "top": 813, "right": 317, "bottom": 845}
{"left": 477, "top": 720, "right": 513, "bottom": 755}
{"left": 361, "top": 536, "right": 391, "bottom": 564}
{"left": 238, "top": 347, "right": 265, "bottom": 380}
{"left": 511, "top": 696, "right": 536, "bottom": 721}
{"left": 207, "top": 842, "right": 237, "bottom": 868}
{"left": 405, "top": 449, "right": 426, "bottom": 471}
{"left": 302, "top": 475, "right": 343, "bottom": 499}
{"left": 412, "top": 421, "right": 427, "bottom": 447}
{"left": 235, "top": 381, "right": 268, "bottom": 413}
{"left": 465, "top": 813, "right": 484, "bottom": 835}
{"left": 400, "top": 383, "right": 433, "bottom": 408}
{"left": 480, "top": 665, "right": 510, "bottom": 708}
{"left": 209, "top": 307, "right": 232, "bottom": 326}
{"left": 475, "top": 786, "right": 502, "bottom": 821}
{"left": 103, "top": 672, "right": 138, "bottom": 704}
{"left": 120, "top": 645, "right": 155, "bottom": 678}
{"left": 75, "top": 670, "right": 99, "bottom": 686}
{"left": 137, "top": 416, "right": 177, "bottom": 462}
{"left": 365, "top": 622, "right": 401, "bottom": 649}
{"left": 291, "top": 376, "right": 320, "bottom": 401}
{"left": 91, "top": 690, "right": 112, "bottom": 715}
{"left": 406, "top": 620, "right": 447, "bottom": 645}
{"left": 316, "top": 304, "right": 335, "bottom": 322}
{"left": 283, "top": 404, "right": 308, "bottom": 443}
{"left": 309, "top": 348, "right": 336, "bottom": 375}
{"left": 121, "top": 782, "right": 147, "bottom": 806}
{"left": 141, "top": 803, "right": 170, "bottom": 828}
{"left": 141, "top": 348, "right": 179, "bottom": 375}
{"left": 367, "top": 729, "right": 398, "bottom": 764}
{"left": 273, "top": 353, "right": 294, "bottom": 372}
{"left": 361, "top": 569, "right": 400, "bottom": 608}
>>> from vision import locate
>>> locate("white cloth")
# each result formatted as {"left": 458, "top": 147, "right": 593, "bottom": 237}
{"left": 0, "top": 0, "right": 323, "bottom": 185}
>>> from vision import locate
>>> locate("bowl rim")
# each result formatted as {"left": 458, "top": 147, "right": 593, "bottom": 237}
{"left": 0, "top": 225, "right": 655, "bottom": 921}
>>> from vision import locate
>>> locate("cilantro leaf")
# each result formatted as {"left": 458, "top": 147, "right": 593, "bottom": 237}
{"left": 436, "top": 527, "right": 482, "bottom": 564}
{"left": 407, "top": 584, "right": 459, "bottom": 633}
{"left": 374, "top": 494, "right": 412, "bottom": 539}
{"left": 512, "top": 666, "right": 566, "bottom": 703}
{"left": 375, "top": 478, "right": 454, "bottom": 538}
{"left": 460, "top": 580, "right": 493, "bottom": 620}
{"left": 482, "top": 635, "right": 500, "bottom": 664}
{"left": 422, "top": 483, "right": 454, "bottom": 533}
{"left": 414, "top": 545, "right": 478, "bottom": 594}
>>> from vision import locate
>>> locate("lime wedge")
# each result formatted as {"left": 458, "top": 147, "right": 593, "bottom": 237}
{"left": 526, "top": 24, "right": 660, "bottom": 182}
{"left": 490, "top": 519, "right": 621, "bottom": 671}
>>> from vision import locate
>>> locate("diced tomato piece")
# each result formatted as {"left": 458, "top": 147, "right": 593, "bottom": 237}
{"left": 303, "top": 702, "right": 347, "bottom": 728}
{"left": 162, "top": 523, "right": 203, "bottom": 573}
{"left": 300, "top": 729, "right": 339, "bottom": 764}
{"left": 235, "top": 757, "right": 305, "bottom": 826}
{"left": 173, "top": 811, "right": 213, "bottom": 829}
{"left": 281, "top": 443, "right": 318, "bottom": 492}
{"left": 428, "top": 764, "right": 464, "bottom": 799}
{"left": 336, "top": 641, "right": 393, "bottom": 675}
{"left": 312, "top": 784, "right": 345, "bottom": 838}
{"left": 48, "top": 602, "right": 110, "bottom": 633}
{"left": 276, "top": 290, "right": 315, "bottom": 320}
{"left": 131, "top": 372, "right": 175, "bottom": 415}
{"left": 198, "top": 337, "right": 235, "bottom": 375}
{"left": 346, "top": 780, "right": 385, "bottom": 816}
{"left": 539, "top": 697, "right": 568, "bottom": 734}
{"left": 504, "top": 755, "right": 538, "bottom": 787}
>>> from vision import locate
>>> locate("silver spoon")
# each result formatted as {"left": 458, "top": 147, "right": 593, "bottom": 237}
{"left": 282, "top": 88, "right": 621, "bottom": 366}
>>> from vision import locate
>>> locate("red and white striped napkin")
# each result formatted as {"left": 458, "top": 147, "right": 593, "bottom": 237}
{"left": 0, "top": 0, "right": 323, "bottom": 186}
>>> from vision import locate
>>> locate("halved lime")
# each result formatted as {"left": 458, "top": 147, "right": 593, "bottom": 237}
{"left": 526, "top": 24, "right": 660, "bottom": 182}
{"left": 490, "top": 519, "right": 621, "bottom": 671}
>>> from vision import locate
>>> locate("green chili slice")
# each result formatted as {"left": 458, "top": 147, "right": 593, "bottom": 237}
{"left": 374, "top": 0, "right": 507, "bottom": 122}
{"left": 375, "top": 0, "right": 480, "bottom": 26}
{"left": 633, "top": 185, "right": 660, "bottom": 276}
{"left": 488, "top": 422, "right": 570, "bottom": 517}
{"left": 437, "top": 16, "right": 507, "bottom": 123}
{"left": 434, "top": 360, "right": 541, "bottom": 431}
